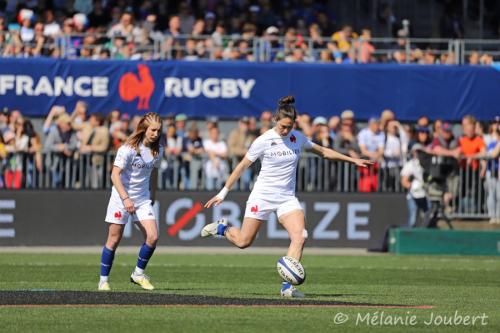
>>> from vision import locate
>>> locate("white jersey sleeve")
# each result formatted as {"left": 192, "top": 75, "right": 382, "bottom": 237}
{"left": 114, "top": 145, "right": 134, "bottom": 169}
{"left": 295, "top": 130, "right": 314, "bottom": 150}
{"left": 245, "top": 136, "right": 266, "bottom": 162}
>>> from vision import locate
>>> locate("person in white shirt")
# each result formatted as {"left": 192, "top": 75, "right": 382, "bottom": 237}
{"left": 98, "top": 112, "right": 163, "bottom": 292}
{"left": 357, "top": 118, "right": 385, "bottom": 192}
{"left": 203, "top": 126, "right": 228, "bottom": 190}
{"left": 400, "top": 144, "right": 430, "bottom": 227}
{"left": 202, "top": 96, "right": 372, "bottom": 297}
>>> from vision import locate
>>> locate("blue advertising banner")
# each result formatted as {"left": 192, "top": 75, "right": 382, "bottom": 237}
{"left": 1, "top": 58, "right": 499, "bottom": 121}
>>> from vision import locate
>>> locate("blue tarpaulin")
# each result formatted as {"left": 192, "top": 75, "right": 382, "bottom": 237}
{"left": 0, "top": 58, "right": 499, "bottom": 121}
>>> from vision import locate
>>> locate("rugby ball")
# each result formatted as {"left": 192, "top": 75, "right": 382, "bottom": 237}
{"left": 276, "top": 256, "right": 306, "bottom": 285}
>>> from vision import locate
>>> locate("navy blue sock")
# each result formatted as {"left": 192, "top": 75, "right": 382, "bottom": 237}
{"left": 136, "top": 243, "right": 156, "bottom": 270}
{"left": 217, "top": 224, "right": 228, "bottom": 236}
{"left": 100, "top": 247, "right": 115, "bottom": 277}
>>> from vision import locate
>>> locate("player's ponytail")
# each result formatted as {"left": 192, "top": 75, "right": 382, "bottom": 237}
{"left": 125, "top": 112, "right": 162, "bottom": 157}
{"left": 274, "top": 95, "right": 298, "bottom": 123}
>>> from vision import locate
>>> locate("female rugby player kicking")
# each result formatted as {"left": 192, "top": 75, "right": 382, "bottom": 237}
{"left": 202, "top": 96, "right": 373, "bottom": 297}
{"left": 98, "top": 112, "right": 163, "bottom": 291}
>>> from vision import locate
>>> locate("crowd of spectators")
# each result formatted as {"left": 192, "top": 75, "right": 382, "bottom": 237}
{"left": 0, "top": 1, "right": 496, "bottom": 64}
{"left": 2, "top": 100, "right": 500, "bottom": 224}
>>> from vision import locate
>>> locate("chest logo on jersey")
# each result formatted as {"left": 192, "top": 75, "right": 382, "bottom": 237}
{"left": 271, "top": 141, "right": 277, "bottom": 146}
{"left": 270, "top": 149, "right": 300, "bottom": 158}
{"left": 290, "top": 135, "right": 296, "bottom": 143}
{"left": 132, "top": 161, "right": 155, "bottom": 169}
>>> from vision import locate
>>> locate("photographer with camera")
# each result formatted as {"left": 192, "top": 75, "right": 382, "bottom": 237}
{"left": 430, "top": 122, "right": 461, "bottom": 214}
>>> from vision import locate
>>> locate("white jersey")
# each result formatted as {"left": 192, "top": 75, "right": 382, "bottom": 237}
{"left": 111, "top": 143, "right": 163, "bottom": 205}
{"left": 245, "top": 129, "right": 313, "bottom": 196}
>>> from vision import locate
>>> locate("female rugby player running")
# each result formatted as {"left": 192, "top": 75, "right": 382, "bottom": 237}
{"left": 98, "top": 112, "right": 163, "bottom": 291}
{"left": 202, "top": 96, "right": 372, "bottom": 297}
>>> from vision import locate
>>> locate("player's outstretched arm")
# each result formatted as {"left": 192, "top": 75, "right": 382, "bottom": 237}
{"left": 309, "top": 143, "right": 373, "bottom": 168}
{"left": 204, "top": 157, "right": 253, "bottom": 208}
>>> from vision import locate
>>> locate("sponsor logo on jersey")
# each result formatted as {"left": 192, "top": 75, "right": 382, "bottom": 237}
{"left": 132, "top": 161, "right": 155, "bottom": 169}
{"left": 270, "top": 149, "right": 300, "bottom": 157}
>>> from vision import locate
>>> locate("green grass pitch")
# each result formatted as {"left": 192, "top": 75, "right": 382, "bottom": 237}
{"left": 0, "top": 252, "right": 498, "bottom": 333}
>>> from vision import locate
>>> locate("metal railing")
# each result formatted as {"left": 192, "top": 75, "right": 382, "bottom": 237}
{"left": 2, "top": 151, "right": 498, "bottom": 219}
{"left": 1, "top": 31, "right": 499, "bottom": 64}
{"left": 0, "top": 152, "right": 401, "bottom": 191}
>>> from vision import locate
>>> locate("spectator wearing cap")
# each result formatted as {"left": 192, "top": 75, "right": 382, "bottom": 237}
{"left": 411, "top": 125, "right": 432, "bottom": 151}
{"left": 175, "top": 113, "right": 188, "bottom": 139}
{"left": 357, "top": 117, "right": 384, "bottom": 192}
{"left": 204, "top": 12, "right": 216, "bottom": 34}
{"left": 312, "top": 116, "right": 333, "bottom": 148}
{"left": 262, "top": 25, "right": 283, "bottom": 61}
{"left": 43, "top": 112, "right": 77, "bottom": 188}
{"left": 400, "top": 144, "right": 430, "bottom": 227}
{"left": 227, "top": 117, "right": 255, "bottom": 190}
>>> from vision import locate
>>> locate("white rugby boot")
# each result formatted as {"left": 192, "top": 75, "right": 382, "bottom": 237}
{"left": 280, "top": 282, "right": 305, "bottom": 298}
{"left": 200, "top": 218, "right": 228, "bottom": 238}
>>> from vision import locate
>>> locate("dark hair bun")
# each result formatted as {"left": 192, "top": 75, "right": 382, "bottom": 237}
{"left": 278, "top": 95, "right": 295, "bottom": 106}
